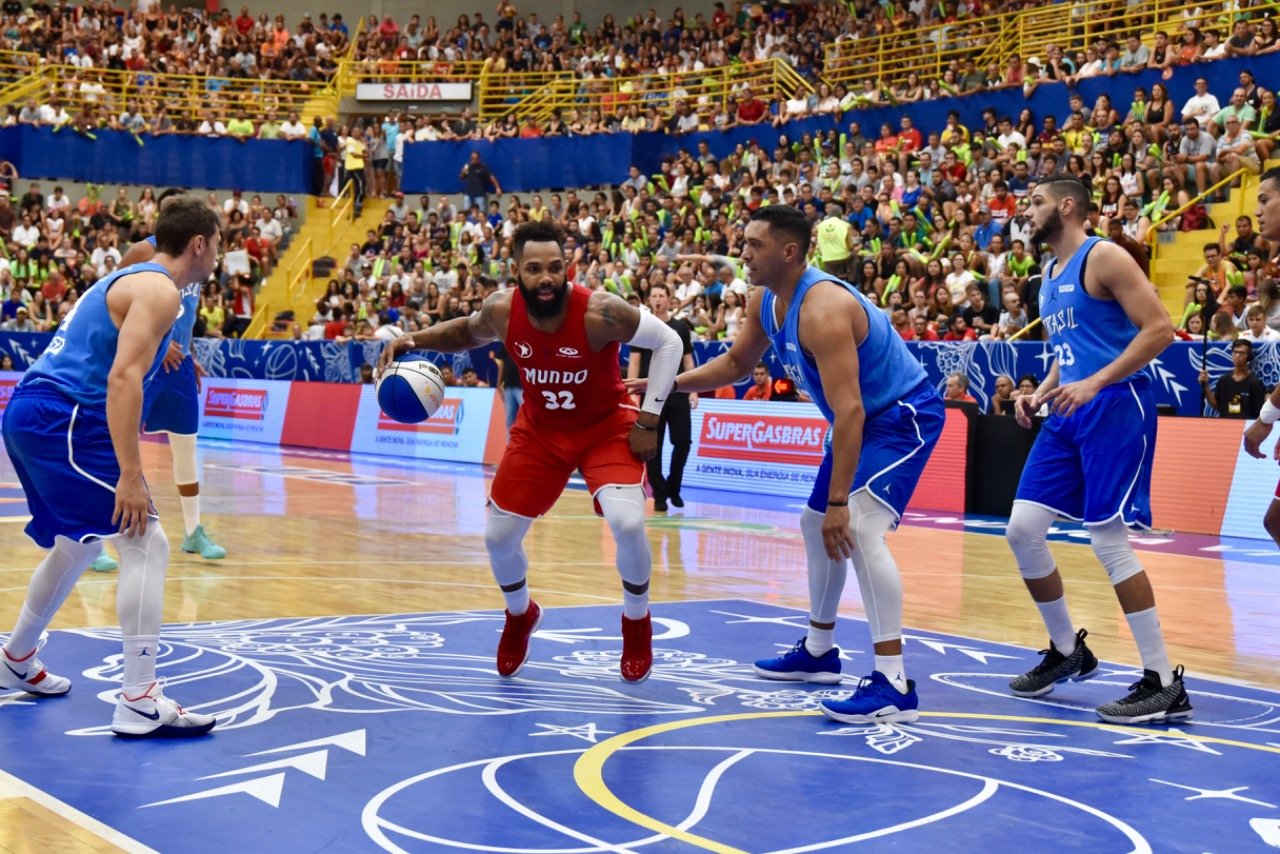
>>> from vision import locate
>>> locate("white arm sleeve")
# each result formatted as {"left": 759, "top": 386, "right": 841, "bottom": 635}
{"left": 629, "top": 311, "right": 683, "bottom": 416}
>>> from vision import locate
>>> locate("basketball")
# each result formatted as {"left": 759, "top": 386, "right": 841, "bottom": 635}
{"left": 376, "top": 358, "right": 447, "bottom": 424}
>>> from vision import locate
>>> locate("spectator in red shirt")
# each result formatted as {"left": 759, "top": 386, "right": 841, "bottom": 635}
{"left": 742, "top": 362, "right": 774, "bottom": 400}
{"left": 912, "top": 315, "right": 939, "bottom": 340}
{"left": 736, "top": 90, "right": 767, "bottom": 125}
{"left": 943, "top": 314, "right": 978, "bottom": 341}
{"left": 895, "top": 115, "right": 923, "bottom": 173}
{"left": 987, "top": 181, "right": 1018, "bottom": 224}
{"left": 323, "top": 305, "right": 349, "bottom": 340}
{"left": 234, "top": 5, "right": 255, "bottom": 36}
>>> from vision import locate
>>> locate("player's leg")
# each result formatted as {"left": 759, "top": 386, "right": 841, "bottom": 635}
{"left": 753, "top": 450, "right": 845, "bottom": 685}
{"left": 819, "top": 392, "right": 944, "bottom": 724}
{"left": 485, "top": 411, "right": 571, "bottom": 677}
{"left": 1265, "top": 491, "right": 1280, "bottom": 548}
{"left": 110, "top": 524, "right": 214, "bottom": 738}
{"left": 1005, "top": 418, "right": 1099, "bottom": 697}
{"left": 1, "top": 535, "right": 101, "bottom": 696}
{"left": 169, "top": 433, "right": 225, "bottom": 559}
{"left": 581, "top": 410, "right": 654, "bottom": 682}
{"left": 1083, "top": 386, "right": 1191, "bottom": 724}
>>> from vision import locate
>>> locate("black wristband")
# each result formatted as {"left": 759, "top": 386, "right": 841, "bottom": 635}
{"left": 827, "top": 499, "right": 848, "bottom": 507}
{"left": 633, "top": 421, "right": 655, "bottom": 431}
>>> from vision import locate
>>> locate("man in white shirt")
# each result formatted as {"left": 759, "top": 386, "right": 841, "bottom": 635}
{"left": 223, "top": 190, "right": 249, "bottom": 218}
{"left": 279, "top": 111, "right": 307, "bottom": 140}
{"left": 11, "top": 215, "right": 38, "bottom": 249}
{"left": 198, "top": 113, "right": 227, "bottom": 137}
{"left": 1180, "top": 77, "right": 1220, "bottom": 126}
{"left": 996, "top": 116, "right": 1027, "bottom": 153}
{"left": 45, "top": 187, "right": 71, "bottom": 215}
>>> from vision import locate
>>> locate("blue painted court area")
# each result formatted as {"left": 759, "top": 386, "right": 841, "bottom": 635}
{"left": 1, "top": 599, "right": 1277, "bottom": 852}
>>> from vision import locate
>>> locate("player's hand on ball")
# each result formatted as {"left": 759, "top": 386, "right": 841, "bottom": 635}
{"left": 378, "top": 335, "right": 415, "bottom": 377}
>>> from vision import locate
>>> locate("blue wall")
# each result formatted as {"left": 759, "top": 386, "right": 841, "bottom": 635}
{"left": 402, "top": 54, "right": 1280, "bottom": 193}
{"left": 0, "top": 126, "right": 313, "bottom": 193}
{"left": 0, "top": 331, "right": 1251, "bottom": 417}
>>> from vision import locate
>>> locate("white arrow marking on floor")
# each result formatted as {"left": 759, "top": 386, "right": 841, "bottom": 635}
{"left": 907, "top": 636, "right": 1018, "bottom": 664}
{"left": 246, "top": 729, "right": 366, "bottom": 758}
{"left": 140, "top": 773, "right": 285, "bottom": 809}
{"left": 199, "top": 750, "right": 329, "bottom": 782}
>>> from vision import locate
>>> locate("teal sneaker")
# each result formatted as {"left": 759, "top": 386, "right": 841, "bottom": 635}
{"left": 181, "top": 525, "right": 226, "bottom": 560}
{"left": 89, "top": 553, "right": 118, "bottom": 573}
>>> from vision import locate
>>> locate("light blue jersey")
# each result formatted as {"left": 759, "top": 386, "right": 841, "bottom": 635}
{"left": 759, "top": 266, "right": 930, "bottom": 423}
{"left": 142, "top": 235, "right": 200, "bottom": 354}
{"left": 1039, "top": 236, "right": 1152, "bottom": 386}
{"left": 19, "top": 262, "right": 176, "bottom": 409}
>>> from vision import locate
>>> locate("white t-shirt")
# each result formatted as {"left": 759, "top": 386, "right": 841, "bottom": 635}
{"left": 279, "top": 120, "right": 306, "bottom": 139}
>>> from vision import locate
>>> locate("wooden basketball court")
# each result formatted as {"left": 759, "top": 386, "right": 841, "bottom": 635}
{"left": 1, "top": 440, "right": 1277, "bottom": 852}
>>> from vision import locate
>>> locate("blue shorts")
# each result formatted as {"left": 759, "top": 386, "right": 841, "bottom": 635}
{"left": 142, "top": 355, "right": 199, "bottom": 435}
{"left": 2, "top": 387, "right": 157, "bottom": 548}
{"left": 807, "top": 383, "right": 945, "bottom": 521}
{"left": 1015, "top": 377, "right": 1156, "bottom": 528}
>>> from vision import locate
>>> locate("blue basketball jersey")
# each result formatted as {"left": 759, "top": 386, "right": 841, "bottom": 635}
{"left": 141, "top": 234, "right": 200, "bottom": 354}
{"left": 760, "top": 266, "right": 929, "bottom": 424}
{"left": 1039, "top": 236, "right": 1152, "bottom": 386}
{"left": 19, "top": 261, "right": 177, "bottom": 409}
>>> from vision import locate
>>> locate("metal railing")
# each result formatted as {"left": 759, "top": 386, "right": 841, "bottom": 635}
{"left": 1146, "top": 168, "right": 1248, "bottom": 246}
{"left": 287, "top": 237, "right": 316, "bottom": 299}
{"left": 329, "top": 180, "right": 355, "bottom": 235}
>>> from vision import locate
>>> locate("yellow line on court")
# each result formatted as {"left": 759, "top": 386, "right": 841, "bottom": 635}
{"left": 574, "top": 709, "right": 1280, "bottom": 852}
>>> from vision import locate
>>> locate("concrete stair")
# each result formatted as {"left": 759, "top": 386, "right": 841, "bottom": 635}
{"left": 248, "top": 195, "right": 392, "bottom": 338}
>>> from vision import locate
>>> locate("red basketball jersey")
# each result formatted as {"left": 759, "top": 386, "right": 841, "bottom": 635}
{"left": 505, "top": 284, "right": 632, "bottom": 429}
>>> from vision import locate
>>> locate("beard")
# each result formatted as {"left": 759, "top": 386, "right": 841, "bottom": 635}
{"left": 1031, "top": 209, "right": 1062, "bottom": 247}
{"left": 519, "top": 277, "right": 570, "bottom": 320}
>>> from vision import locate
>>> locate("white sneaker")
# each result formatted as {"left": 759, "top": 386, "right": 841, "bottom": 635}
{"left": 0, "top": 634, "right": 71, "bottom": 696}
{"left": 111, "top": 681, "right": 216, "bottom": 739}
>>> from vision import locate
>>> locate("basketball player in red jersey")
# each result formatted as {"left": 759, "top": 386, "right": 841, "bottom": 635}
{"left": 379, "top": 221, "right": 682, "bottom": 681}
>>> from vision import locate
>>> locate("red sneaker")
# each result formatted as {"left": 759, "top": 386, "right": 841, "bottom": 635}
{"left": 496, "top": 601, "right": 542, "bottom": 677}
{"left": 620, "top": 612, "right": 653, "bottom": 683}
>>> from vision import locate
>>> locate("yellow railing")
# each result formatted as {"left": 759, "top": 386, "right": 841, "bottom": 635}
{"left": 0, "top": 64, "right": 55, "bottom": 110}
{"left": 824, "top": 0, "right": 1244, "bottom": 100}
{"left": 246, "top": 299, "right": 272, "bottom": 339}
{"left": 1147, "top": 168, "right": 1247, "bottom": 247}
{"left": 329, "top": 180, "right": 355, "bottom": 234}
{"left": 287, "top": 237, "right": 316, "bottom": 299}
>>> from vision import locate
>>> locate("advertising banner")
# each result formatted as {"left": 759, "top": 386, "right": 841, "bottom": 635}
{"left": 198, "top": 380, "right": 291, "bottom": 445}
{"left": 355, "top": 82, "right": 473, "bottom": 101}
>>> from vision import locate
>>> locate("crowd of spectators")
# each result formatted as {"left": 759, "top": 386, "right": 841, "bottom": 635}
{"left": 0, "top": 179, "right": 295, "bottom": 338}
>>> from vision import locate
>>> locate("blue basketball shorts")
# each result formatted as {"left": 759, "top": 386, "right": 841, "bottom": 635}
{"left": 2, "top": 387, "right": 157, "bottom": 548}
{"left": 807, "top": 382, "right": 945, "bottom": 521}
{"left": 142, "top": 355, "right": 199, "bottom": 435}
{"left": 1015, "top": 377, "right": 1156, "bottom": 528}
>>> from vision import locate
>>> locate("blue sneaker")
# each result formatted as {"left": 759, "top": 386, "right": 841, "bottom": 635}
{"left": 820, "top": 671, "right": 919, "bottom": 724}
{"left": 181, "top": 525, "right": 226, "bottom": 560}
{"left": 89, "top": 553, "right": 118, "bottom": 573}
{"left": 753, "top": 638, "right": 842, "bottom": 684}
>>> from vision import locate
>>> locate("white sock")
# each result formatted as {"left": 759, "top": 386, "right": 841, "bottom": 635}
{"left": 122, "top": 636, "right": 159, "bottom": 698}
{"left": 179, "top": 495, "right": 200, "bottom": 537}
{"left": 800, "top": 507, "right": 847, "bottom": 654}
{"left": 875, "top": 654, "right": 908, "bottom": 693}
{"left": 485, "top": 509, "right": 532, "bottom": 615}
{"left": 5, "top": 537, "right": 101, "bottom": 657}
{"left": 805, "top": 625, "right": 835, "bottom": 657}
{"left": 599, "top": 486, "right": 651, "bottom": 620}
{"left": 1125, "top": 606, "right": 1174, "bottom": 686}
{"left": 1036, "top": 596, "right": 1077, "bottom": 655}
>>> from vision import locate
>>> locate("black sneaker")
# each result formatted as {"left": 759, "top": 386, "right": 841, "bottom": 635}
{"left": 1008, "top": 628, "right": 1099, "bottom": 698}
{"left": 670, "top": 493, "right": 684, "bottom": 508}
{"left": 1096, "top": 665, "right": 1193, "bottom": 725}
{"left": 653, "top": 497, "right": 667, "bottom": 513}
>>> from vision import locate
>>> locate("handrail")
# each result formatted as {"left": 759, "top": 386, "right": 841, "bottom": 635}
{"left": 329, "top": 180, "right": 355, "bottom": 234}
{"left": 1146, "top": 168, "right": 1247, "bottom": 245}
{"left": 245, "top": 299, "right": 272, "bottom": 340}
{"left": 287, "top": 237, "right": 316, "bottom": 299}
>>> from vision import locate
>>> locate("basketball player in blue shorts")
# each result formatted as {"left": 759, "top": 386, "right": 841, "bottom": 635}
{"left": 89, "top": 191, "right": 225, "bottom": 572}
{"left": 0, "top": 195, "right": 220, "bottom": 737}
{"left": 1007, "top": 175, "right": 1191, "bottom": 725}
{"left": 657, "top": 205, "right": 945, "bottom": 723}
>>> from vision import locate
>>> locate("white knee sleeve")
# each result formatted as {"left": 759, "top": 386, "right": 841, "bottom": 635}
{"left": 115, "top": 525, "right": 170, "bottom": 638}
{"left": 848, "top": 491, "right": 903, "bottom": 644}
{"left": 167, "top": 433, "right": 200, "bottom": 486}
{"left": 1007, "top": 502, "right": 1058, "bottom": 581}
{"left": 598, "top": 485, "right": 651, "bottom": 588}
{"left": 484, "top": 508, "right": 532, "bottom": 589}
{"left": 1089, "top": 519, "right": 1145, "bottom": 586}
{"left": 800, "top": 506, "right": 847, "bottom": 625}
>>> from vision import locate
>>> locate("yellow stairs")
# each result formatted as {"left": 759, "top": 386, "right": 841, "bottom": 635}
{"left": 247, "top": 190, "right": 392, "bottom": 338}
{"left": 1150, "top": 171, "right": 1265, "bottom": 320}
